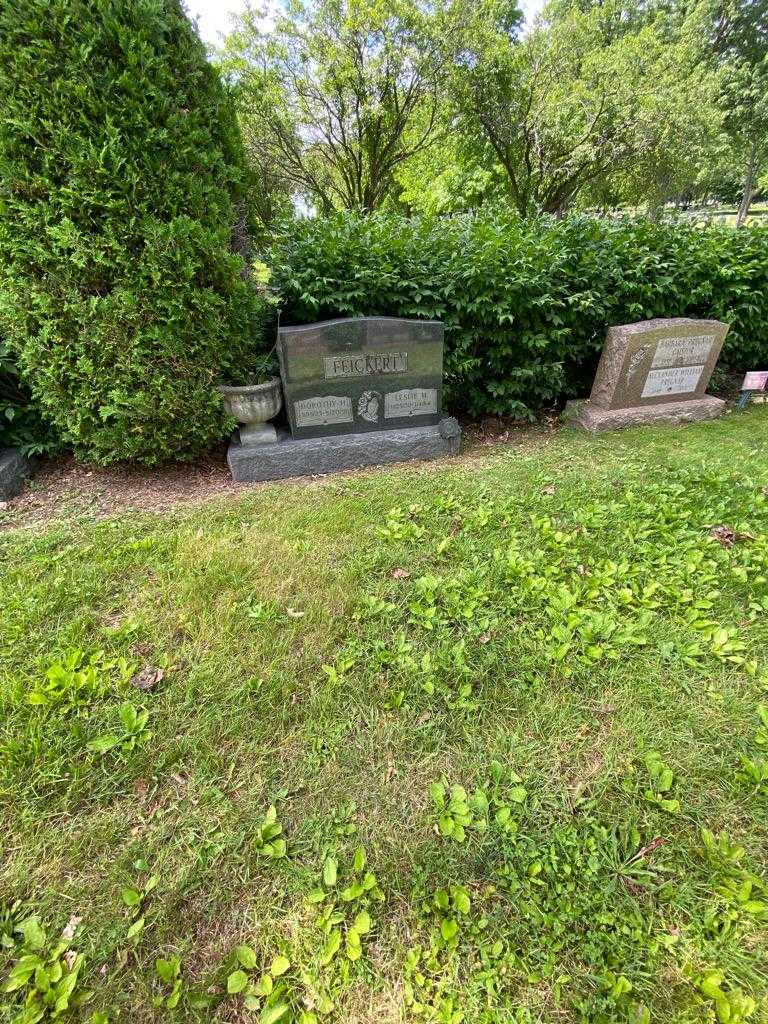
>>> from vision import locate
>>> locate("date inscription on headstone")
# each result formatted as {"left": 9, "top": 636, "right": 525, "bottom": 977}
{"left": 278, "top": 317, "right": 444, "bottom": 439}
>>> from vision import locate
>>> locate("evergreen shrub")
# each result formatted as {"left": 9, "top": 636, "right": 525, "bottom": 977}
{"left": 0, "top": 0, "right": 267, "bottom": 464}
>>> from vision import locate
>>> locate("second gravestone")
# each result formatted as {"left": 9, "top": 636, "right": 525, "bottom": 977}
{"left": 227, "top": 317, "right": 461, "bottom": 482}
{"left": 566, "top": 317, "right": 729, "bottom": 431}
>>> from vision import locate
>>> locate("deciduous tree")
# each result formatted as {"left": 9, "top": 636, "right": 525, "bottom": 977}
{"left": 224, "top": 0, "right": 445, "bottom": 213}
{"left": 439, "top": 0, "right": 715, "bottom": 217}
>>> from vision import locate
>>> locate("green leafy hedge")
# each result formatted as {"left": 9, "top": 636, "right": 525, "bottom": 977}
{"left": 0, "top": 0, "right": 267, "bottom": 466}
{"left": 271, "top": 211, "right": 768, "bottom": 417}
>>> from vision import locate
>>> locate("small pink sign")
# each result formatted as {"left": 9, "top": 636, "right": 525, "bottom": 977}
{"left": 742, "top": 371, "right": 768, "bottom": 391}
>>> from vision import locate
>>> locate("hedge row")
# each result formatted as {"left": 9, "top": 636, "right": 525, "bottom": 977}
{"left": 270, "top": 211, "right": 768, "bottom": 417}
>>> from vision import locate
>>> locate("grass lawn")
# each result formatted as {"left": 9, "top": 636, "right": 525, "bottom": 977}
{"left": 694, "top": 204, "right": 768, "bottom": 227}
{"left": 2, "top": 411, "right": 768, "bottom": 1024}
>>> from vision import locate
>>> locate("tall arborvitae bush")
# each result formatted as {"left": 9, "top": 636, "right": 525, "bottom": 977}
{"left": 0, "top": 0, "right": 266, "bottom": 464}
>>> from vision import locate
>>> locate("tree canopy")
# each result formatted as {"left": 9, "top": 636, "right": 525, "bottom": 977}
{"left": 219, "top": 0, "right": 767, "bottom": 223}
{"left": 221, "top": 0, "right": 446, "bottom": 214}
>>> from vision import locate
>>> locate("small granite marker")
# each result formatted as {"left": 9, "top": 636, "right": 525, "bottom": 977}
{"left": 566, "top": 317, "right": 729, "bottom": 432}
{"left": 737, "top": 370, "right": 768, "bottom": 409}
{"left": 226, "top": 317, "right": 460, "bottom": 482}
{"left": 0, "top": 448, "right": 32, "bottom": 501}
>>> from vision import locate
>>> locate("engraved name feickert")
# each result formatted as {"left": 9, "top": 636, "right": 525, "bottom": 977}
{"left": 323, "top": 351, "right": 408, "bottom": 379}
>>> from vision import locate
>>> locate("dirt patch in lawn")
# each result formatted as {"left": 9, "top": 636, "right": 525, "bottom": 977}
{"left": 0, "top": 447, "right": 238, "bottom": 529}
{"left": 0, "top": 416, "right": 560, "bottom": 532}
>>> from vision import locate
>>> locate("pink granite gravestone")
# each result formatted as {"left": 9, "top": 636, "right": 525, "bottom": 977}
{"left": 742, "top": 371, "right": 768, "bottom": 392}
{"left": 566, "top": 318, "right": 729, "bottom": 432}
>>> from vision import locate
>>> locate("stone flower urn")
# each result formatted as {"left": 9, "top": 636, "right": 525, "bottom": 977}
{"left": 218, "top": 378, "right": 283, "bottom": 446}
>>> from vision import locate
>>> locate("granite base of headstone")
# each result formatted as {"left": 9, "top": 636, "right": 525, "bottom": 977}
{"left": 225, "top": 317, "right": 462, "bottom": 482}
{"left": 227, "top": 418, "right": 461, "bottom": 482}
{"left": 0, "top": 448, "right": 32, "bottom": 501}
{"left": 566, "top": 318, "right": 729, "bottom": 432}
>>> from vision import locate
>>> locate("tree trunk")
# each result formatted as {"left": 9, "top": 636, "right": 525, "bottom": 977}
{"left": 736, "top": 140, "right": 758, "bottom": 228}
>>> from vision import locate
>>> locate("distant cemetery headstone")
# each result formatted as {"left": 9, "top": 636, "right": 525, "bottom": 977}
{"left": 277, "top": 317, "right": 444, "bottom": 439}
{"left": 737, "top": 370, "right": 768, "bottom": 408}
{"left": 566, "top": 318, "right": 729, "bottom": 431}
{"left": 225, "top": 317, "right": 460, "bottom": 482}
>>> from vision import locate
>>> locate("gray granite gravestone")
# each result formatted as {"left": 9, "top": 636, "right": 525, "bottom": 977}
{"left": 226, "top": 317, "right": 461, "bottom": 482}
{"left": 565, "top": 318, "right": 729, "bottom": 431}
{"left": 277, "top": 317, "right": 444, "bottom": 439}
{"left": 0, "top": 448, "right": 32, "bottom": 501}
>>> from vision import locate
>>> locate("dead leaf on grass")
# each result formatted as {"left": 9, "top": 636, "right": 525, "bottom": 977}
{"left": 542, "top": 484, "right": 556, "bottom": 495}
{"left": 594, "top": 703, "right": 616, "bottom": 716}
{"left": 478, "top": 633, "right": 492, "bottom": 645}
{"left": 709, "top": 525, "right": 756, "bottom": 549}
{"left": 392, "top": 567, "right": 411, "bottom": 580}
{"left": 627, "top": 836, "right": 665, "bottom": 865}
{"left": 131, "top": 666, "right": 164, "bottom": 691}
{"left": 568, "top": 780, "right": 586, "bottom": 802}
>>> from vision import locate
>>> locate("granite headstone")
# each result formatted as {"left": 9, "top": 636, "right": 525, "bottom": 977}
{"left": 566, "top": 318, "right": 729, "bottom": 431}
{"left": 277, "top": 317, "right": 444, "bottom": 440}
{"left": 226, "top": 317, "right": 461, "bottom": 482}
{"left": 0, "top": 448, "right": 32, "bottom": 501}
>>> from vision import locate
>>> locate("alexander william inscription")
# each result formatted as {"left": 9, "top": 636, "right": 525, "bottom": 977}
{"left": 324, "top": 351, "right": 408, "bottom": 379}
{"left": 641, "top": 364, "right": 705, "bottom": 398}
{"left": 277, "top": 317, "right": 444, "bottom": 440}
